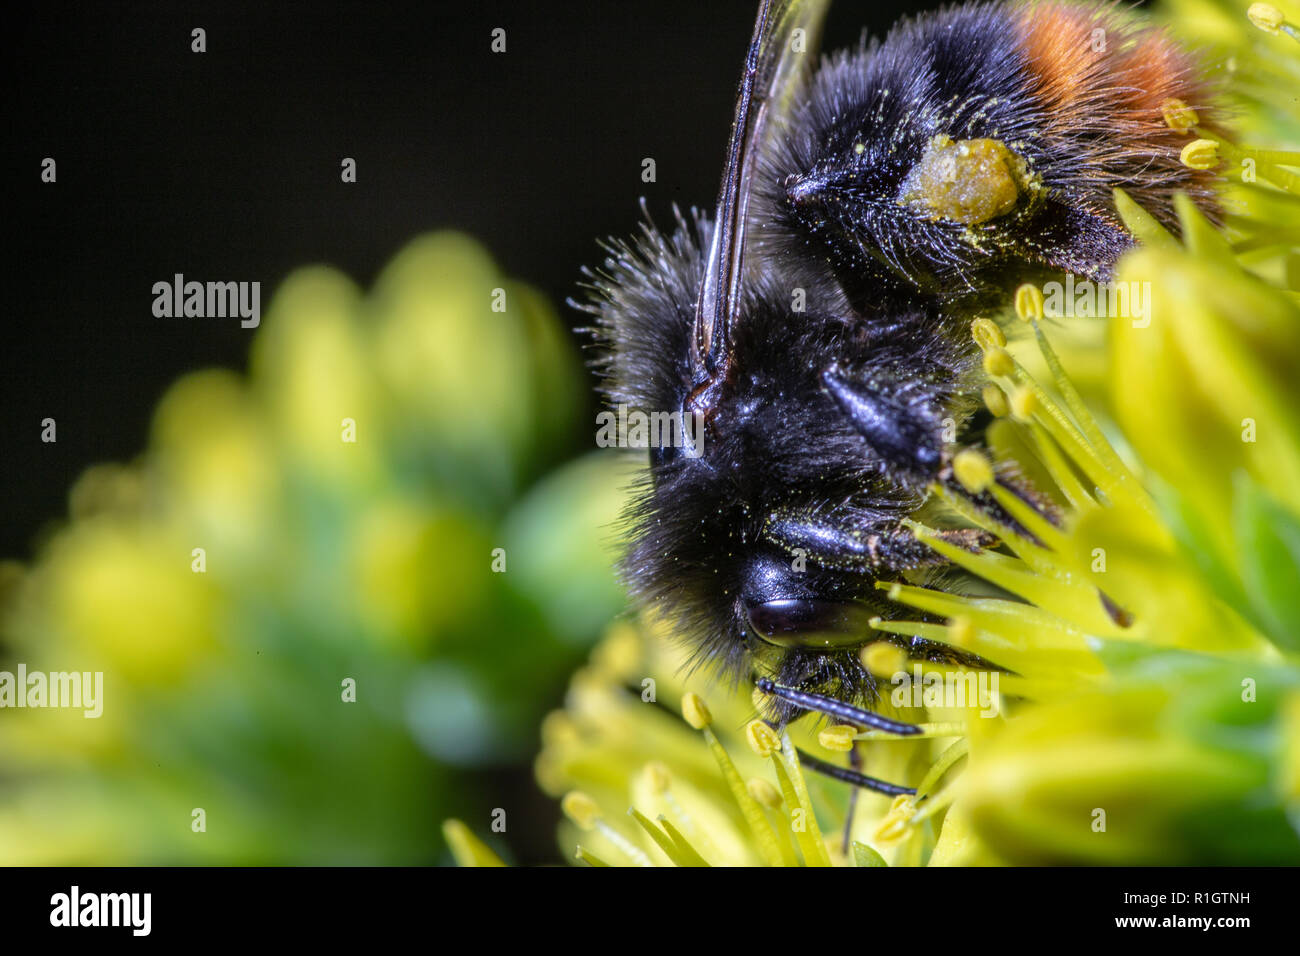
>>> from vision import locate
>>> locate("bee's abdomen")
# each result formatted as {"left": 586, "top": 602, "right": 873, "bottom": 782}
{"left": 1012, "top": 0, "right": 1219, "bottom": 218}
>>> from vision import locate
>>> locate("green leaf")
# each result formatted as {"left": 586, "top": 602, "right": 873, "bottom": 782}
{"left": 852, "top": 842, "right": 888, "bottom": 867}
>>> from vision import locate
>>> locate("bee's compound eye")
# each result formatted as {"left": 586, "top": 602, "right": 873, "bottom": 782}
{"left": 745, "top": 599, "right": 874, "bottom": 649}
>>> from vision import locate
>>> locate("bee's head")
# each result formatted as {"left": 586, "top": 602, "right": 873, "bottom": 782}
{"left": 582, "top": 209, "right": 973, "bottom": 717}
{"left": 606, "top": 282, "right": 945, "bottom": 697}
{"left": 632, "top": 404, "right": 911, "bottom": 702}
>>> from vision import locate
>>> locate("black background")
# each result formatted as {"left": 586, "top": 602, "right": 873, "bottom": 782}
{"left": 3, "top": 0, "right": 942, "bottom": 560}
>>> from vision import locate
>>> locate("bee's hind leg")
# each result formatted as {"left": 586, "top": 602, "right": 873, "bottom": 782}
{"left": 764, "top": 512, "right": 998, "bottom": 576}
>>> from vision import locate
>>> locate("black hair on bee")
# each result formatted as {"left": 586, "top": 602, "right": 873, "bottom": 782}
{"left": 578, "top": 0, "right": 1219, "bottom": 794}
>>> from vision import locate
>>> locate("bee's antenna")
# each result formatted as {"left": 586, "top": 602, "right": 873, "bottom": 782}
{"left": 754, "top": 677, "right": 922, "bottom": 736}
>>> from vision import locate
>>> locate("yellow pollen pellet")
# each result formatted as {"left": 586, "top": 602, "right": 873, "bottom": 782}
{"left": 901, "top": 135, "right": 1028, "bottom": 224}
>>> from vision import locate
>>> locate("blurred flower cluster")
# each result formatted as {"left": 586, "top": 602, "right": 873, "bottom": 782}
{"left": 445, "top": 0, "right": 1300, "bottom": 867}
{"left": 0, "top": 233, "right": 630, "bottom": 863}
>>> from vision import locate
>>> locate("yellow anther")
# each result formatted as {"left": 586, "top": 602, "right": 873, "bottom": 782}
{"left": 540, "top": 710, "right": 580, "bottom": 748}
{"left": 747, "top": 778, "right": 783, "bottom": 808}
{"left": 1014, "top": 282, "right": 1045, "bottom": 322}
{"left": 746, "top": 719, "right": 782, "bottom": 757}
{"left": 982, "top": 383, "right": 1009, "bottom": 418}
{"left": 948, "top": 615, "right": 977, "bottom": 647}
{"left": 862, "top": 640, "right": 907, "bottom": 678}
{"left": 874, "top": 794, "right": 918, "bottom": 844}
{"left": 591, "top": 620, "right": 642, "bottom": 677}
{"left": 561, "top": 791, "right": 601, "bottom": 831}
{"left": 1248, "top": 3, "right": 1286, "bottom": 34}
{"left": 819, "top": 724, "right": 859, "bottom": 752}
{"left": 982, "top": 347, "right": 1015, "bottom": 378}
{"left": 682, "top": 692, "right": 713, "bottom": 730}
{"left": 1180, "top": 138, "right": 1220, "bottom": 170}
{"left": 1009, "top": 385, "right": 1038, "bottom": 422}
{"left": 1161, "top": 98, "right": 1199, "bottom": 133}
{"left": 971, "top": 317, "right": 1007, "bottom": 351}
{"left": 953, "top": 448, "right": 995, "bottom": 494}
{"left": 644, "top": 761, "right": 672, "bottom": 794}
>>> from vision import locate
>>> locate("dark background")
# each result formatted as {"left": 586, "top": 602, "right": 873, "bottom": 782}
{"left": 3, "top": 0, "right": 945, "bottom": 561}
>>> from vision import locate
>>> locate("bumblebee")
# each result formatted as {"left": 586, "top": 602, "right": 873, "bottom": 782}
{"left": 581, "top": 0, "right": 1217, "bottom": 795}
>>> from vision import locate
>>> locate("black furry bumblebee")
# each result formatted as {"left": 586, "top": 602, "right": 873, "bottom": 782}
{"left": 581, "top": 0, "right": 1216, "bottom": 795}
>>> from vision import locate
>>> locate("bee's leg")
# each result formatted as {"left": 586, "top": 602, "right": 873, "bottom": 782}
{"left": 822, "top": 363, "right": 1067, "bottom": 544}
{"left": 764, "top": 512, "right": 997, "bottom": 575}
{"left": 756, "top": 680, "right": 919, "bottom": 797}
{"left": 795, "top": 747, "right": 917, "bottom": 797}
{"left": 755, "top": 677, "right": 921, "bottom": 736}
{"left": 822, "top": 366, "right": 945, "bottom": 480}
{"left": 1020, "top": 199, "right": 1131, "bottom": 282}
{"left": 868, "top": 525, "right": 997, "bottom": 572}
{"left": 939, "top": 467, "right": 1060, "bottom": 542}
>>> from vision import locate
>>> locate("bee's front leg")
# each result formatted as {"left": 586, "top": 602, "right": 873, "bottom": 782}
{"left": 763, "top": 512, "right": 997, "bottom": 576}
{"left": 821, "top": 365, "right": 947, "bottom": 482}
